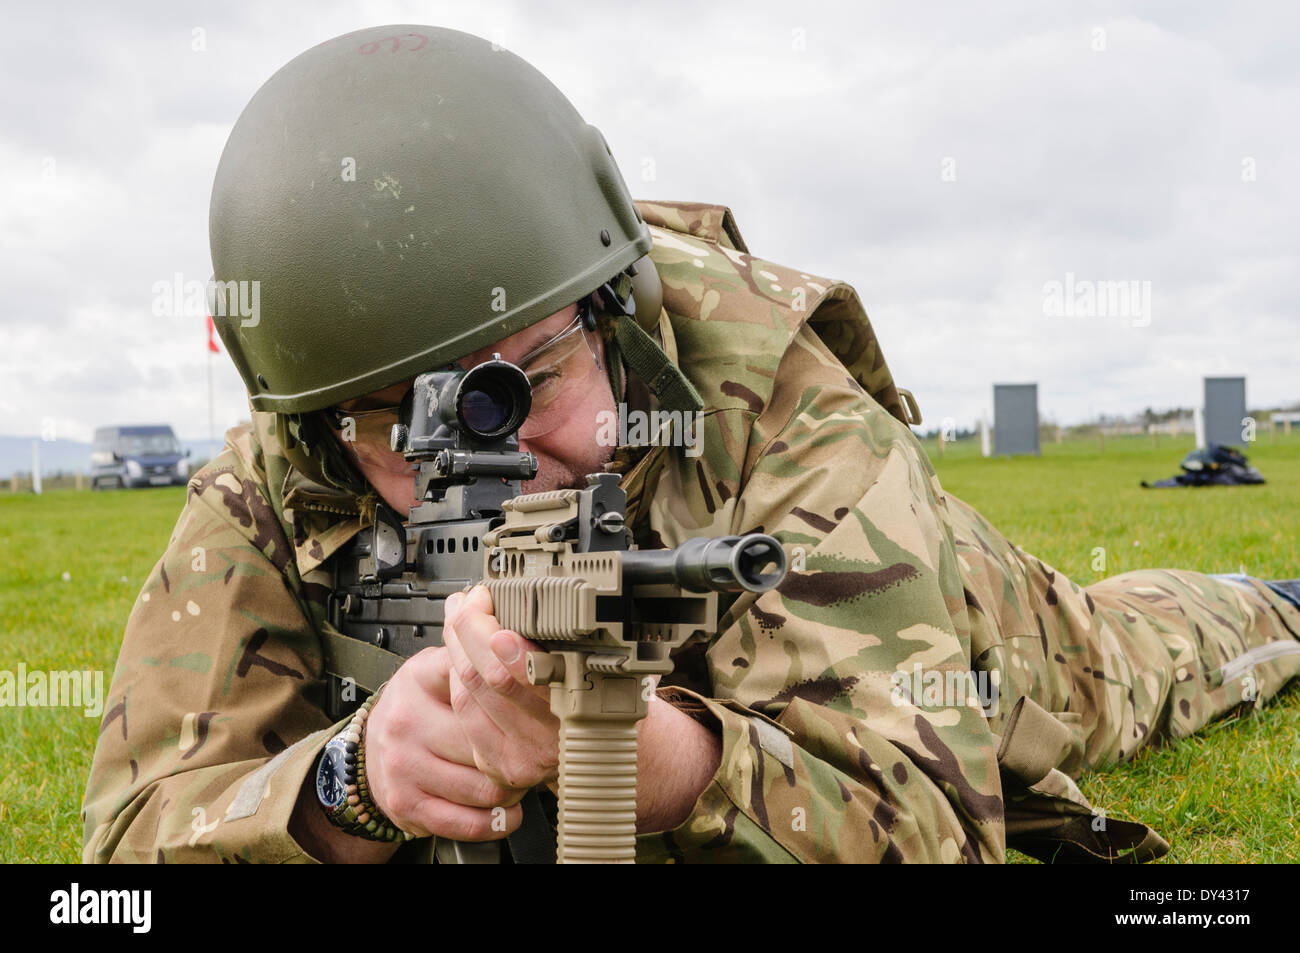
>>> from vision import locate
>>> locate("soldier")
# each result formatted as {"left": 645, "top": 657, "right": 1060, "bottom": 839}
{"left": 83, "top": 25, "right": 1300, "bottom": 863}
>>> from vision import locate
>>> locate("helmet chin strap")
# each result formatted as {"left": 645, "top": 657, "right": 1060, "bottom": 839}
{"left": 596, "top": 262, "right": 703, "bottom": 415}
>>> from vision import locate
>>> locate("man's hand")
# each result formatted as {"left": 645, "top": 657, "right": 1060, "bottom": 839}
{"left": 440, "top": 586, "right": 562, "bottom": 791}
{"left": 441, "top": 584, "right": 723, "bottom": 834}
{"left": 365, "top": 583, "right": 723, "bottom": 846}
{"left": 363, "top": 637, "right": 528, "bottom": 841}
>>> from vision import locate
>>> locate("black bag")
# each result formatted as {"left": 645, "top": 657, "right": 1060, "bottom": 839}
{"left": 1141, "top": 443, "right": 1265, "bottom": 488}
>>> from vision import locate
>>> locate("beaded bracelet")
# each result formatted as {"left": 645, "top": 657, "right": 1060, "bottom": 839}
{"left": 323, "top": 687, "right": 413, "bottom": 842}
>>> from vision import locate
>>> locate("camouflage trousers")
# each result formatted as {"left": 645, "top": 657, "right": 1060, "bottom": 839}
{"left": 948, "top": 495, "right": 1300, "bottom": 858}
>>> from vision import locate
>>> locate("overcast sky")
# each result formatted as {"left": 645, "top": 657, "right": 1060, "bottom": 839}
{"left": 2, "top": 0, "right": 1296, "bottom": 444}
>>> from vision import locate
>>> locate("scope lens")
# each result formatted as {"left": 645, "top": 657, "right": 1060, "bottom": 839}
{"left": 456, "top": 362, "right": 531, "bottom": 438}
{"left": 461, "top": 385, "right": 509, "bottom": 435}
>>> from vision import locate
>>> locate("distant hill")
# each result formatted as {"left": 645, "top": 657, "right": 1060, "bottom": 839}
{"left": 0, "top": 435, "right": 219, "bottom": 478}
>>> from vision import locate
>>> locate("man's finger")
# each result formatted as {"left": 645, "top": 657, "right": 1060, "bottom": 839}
{"left": 488, "top": 629, "right": 549, "bottom": 700}
{"left": 397, "top": 793, "right": 523, "bottom": 842}
{"left": 448, "top": 665, "right": 558, "bottom": 791}
{"left": 408, "top": 755, "right": 526, "bottom": 811}
{"left": 446, "top": 586, "right": 552, "bottom": 717}
{"left": 403, "top": 645, "right": 454, "bottom": 702}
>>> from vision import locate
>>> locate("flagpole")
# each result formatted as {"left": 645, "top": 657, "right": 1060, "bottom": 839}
{"left": 206, "top": 314, "right": 217, "bottom": 464}
{"left": 208, "top": 344, "right": 215, "bottom": 463}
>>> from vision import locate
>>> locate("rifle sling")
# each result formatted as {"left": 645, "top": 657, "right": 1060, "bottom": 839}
{"left": 507, "top": 790, "right": 558, "bottom": 864}
{"left": 320, "top": 626, "right": 406, "bottom": 695}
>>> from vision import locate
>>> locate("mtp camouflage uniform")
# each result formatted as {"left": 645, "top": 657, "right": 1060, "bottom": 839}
{"left": 82, "top": 201, "right": 1300, "bottom": 863}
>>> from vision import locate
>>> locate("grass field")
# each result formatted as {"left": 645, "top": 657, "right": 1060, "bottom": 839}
{"left": 0, "top": 487, "right": 191, "bottom": 863}
{"left": 1, "top": 432, "right": 1297, "bottom": 862}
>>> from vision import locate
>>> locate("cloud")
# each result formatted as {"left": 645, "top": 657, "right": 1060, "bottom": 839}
{"left": 1, "top": 0, "right": 1296, "bottom": 444}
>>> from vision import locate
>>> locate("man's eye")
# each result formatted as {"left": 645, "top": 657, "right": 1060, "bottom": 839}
{"left": 527, "top": 370, "right": 561, "bottom": 390}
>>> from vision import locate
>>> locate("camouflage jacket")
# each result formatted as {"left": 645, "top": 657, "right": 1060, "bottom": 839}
{"left": 84, "top": 200, "right": 1014, "bottom": 863}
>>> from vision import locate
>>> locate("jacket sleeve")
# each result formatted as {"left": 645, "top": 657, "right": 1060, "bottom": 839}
{"left": 81, "top": 459, "right": 344, "bottom": 863}
{"left": 634, "top": 325, "right": 1006, "bottom": 863}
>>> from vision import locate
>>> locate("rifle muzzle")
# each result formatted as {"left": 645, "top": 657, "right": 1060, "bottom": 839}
{"left": 620, "top": 534, "right": 787, "bottom": 593}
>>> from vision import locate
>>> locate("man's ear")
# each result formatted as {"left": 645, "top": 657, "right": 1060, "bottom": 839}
{"left": 588, "top": 293, "right": 624, "bottom": 404}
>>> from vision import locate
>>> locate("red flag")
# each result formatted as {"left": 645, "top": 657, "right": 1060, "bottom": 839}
{"left": 206, "top": 314, "right": 220, "bottom": 353}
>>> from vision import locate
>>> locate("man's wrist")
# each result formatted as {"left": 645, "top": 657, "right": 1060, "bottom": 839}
{"left": 290, "top": 767, "right": 403, "bottom": 864}
{"left": 635, "top": 693, "right": 722, "bottom": 834}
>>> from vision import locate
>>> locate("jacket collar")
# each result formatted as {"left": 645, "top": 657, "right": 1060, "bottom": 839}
{"left": 279, "top": 467, "right": 376, "bottom": 576}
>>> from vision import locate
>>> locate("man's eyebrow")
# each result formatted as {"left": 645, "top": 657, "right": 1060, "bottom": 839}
{"left": 461, "top": 318, "right": 570, "bottom": 368}
{"left": 514, "top": 323, "right": 566, "bottom": 359}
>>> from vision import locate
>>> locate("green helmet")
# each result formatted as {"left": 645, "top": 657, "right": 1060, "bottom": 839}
{"left": 209, "top": 24, "right": 653, "bottom": 414}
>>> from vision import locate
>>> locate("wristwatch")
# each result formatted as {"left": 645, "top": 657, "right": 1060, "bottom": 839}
{"left": 314, "top": 692, "right": 409, "bottom": 842}
{"left": 315, "top": 734, "right": 358, "bottom": 823}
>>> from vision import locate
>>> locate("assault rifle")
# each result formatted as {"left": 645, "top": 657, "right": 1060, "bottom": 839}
{"left": 322, "top": 356, "right": 787, "bottom": 863}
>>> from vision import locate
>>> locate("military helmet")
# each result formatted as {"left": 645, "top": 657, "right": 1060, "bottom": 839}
{"left": 209, "top": 24, "right": 653, "bottom": 414}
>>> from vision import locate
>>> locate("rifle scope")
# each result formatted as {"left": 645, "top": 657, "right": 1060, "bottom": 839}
{"left": 397, "top": 356, "right": 533, "bottom": 454}
{"left": 452, "top": 357, "right": 532, "bottom": 439}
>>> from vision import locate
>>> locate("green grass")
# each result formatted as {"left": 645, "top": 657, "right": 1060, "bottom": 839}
{"left": 0, "top": 487, "right": 185, "bottom": 863}
{"left": 2, "top": 433, "right": 1298, "bottom": 862}
{"left": 922, "top": 431, "right": 1300, "bottom": 863}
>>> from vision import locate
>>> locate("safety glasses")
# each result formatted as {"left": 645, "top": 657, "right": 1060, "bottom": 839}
{"left": 513, "top": 300, "right": 603, "bottom": 439}
{"left": 325, "top": 300, "right": 604, "bottom": 446}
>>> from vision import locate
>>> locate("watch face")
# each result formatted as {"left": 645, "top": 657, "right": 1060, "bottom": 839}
{"left": 316, "top": 740, "right": 348, "bottom": 809}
